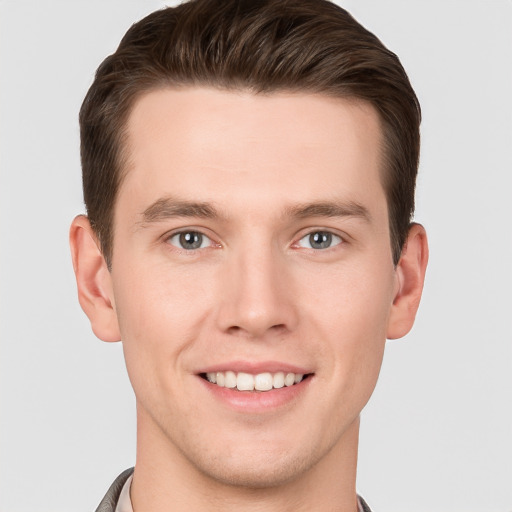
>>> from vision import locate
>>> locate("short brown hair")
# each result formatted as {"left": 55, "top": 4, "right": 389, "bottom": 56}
{"left": 80, "top": 0, "right": 421, "bottom": 267}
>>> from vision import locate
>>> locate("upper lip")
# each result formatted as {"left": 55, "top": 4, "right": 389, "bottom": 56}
{"left": 196, "top": 360, "right": 312, "bottom": 375}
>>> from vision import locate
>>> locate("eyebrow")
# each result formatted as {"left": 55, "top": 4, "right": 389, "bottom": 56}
{"left": 139, "top": 197, "right": 222, "bottom": 224}
{"left": 137, "top": 196, "right": 372, "bottom": 227}
{"left": 284, "top": 201, "right": 372, "bottom": 223}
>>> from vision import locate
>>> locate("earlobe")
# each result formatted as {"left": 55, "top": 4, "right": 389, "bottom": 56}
{"left": 69, "top": 215, "right": 121, "bottom": 342}
{"left": 387, "top": 223, "right": 429, "bottom": 340}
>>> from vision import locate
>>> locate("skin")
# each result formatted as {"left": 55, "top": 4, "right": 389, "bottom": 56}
{"left": 70, "top": 88, "right": 428, "bottom": 512}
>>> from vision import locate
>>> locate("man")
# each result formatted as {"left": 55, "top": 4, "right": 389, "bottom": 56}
{"left": 70, "top": 0, "right": 428, "bottom": 510}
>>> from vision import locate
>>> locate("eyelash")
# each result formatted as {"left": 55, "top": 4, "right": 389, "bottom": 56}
{"left": 165, "top": 228, "right": 345, "bottom": 253}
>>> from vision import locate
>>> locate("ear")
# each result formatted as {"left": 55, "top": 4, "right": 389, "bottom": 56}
{"left": 387, "top": 223, "right": 429, "bottom": 340}
{"left": 69, "top": 215, "right": 121, "bottom": 342}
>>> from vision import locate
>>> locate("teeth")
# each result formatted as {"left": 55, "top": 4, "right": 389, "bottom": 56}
{"left": 225, "top": 371, "right": 237, "bottom": 389}
{"left": 284, "top": 372, "right": 295, "bottom": 387}
{"left": 237, "top": 372, "right": 254, "bottom": 391}
{"left": 205, "top": 371, "right": 306, "bottom": 391}
{"left": 254, "top": 372, "right": 273, "bottom": 391}
{"left": 273, "top": 372, "right": 285, "bottom": 389}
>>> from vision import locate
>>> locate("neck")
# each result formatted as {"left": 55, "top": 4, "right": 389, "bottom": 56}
{"left": 131, "top": 405, "right": 360, "bottom": 512}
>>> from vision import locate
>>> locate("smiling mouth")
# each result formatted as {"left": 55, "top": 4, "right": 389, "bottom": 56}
{"left": 200, "top": 371, "right": 311, "bottom": 392}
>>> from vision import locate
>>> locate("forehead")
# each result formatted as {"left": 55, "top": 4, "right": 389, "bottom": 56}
{"left": 120, "top": 87, "right": 386, "bottom": 223}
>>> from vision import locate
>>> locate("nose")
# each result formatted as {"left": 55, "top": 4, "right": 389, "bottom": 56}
{"left": 215, "top": 244, "right": 299, "bottom": 339}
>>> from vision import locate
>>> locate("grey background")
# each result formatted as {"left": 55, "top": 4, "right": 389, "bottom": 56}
{"left": 1, "top": 1, "right": 511, "bottom": 511}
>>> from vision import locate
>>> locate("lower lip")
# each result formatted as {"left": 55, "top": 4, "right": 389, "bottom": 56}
{"left": 198, "top": 376, "right": 313, "bottom": 413}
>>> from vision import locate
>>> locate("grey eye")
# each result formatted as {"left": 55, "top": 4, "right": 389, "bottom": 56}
{"left": 298, "top": 231, "right": 342, "bottom": 250}
{"left": 169, "top": 231, "right": 210, "bottom": 250}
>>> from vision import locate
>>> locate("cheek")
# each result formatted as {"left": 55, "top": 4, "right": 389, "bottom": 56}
{"left": 112, "top": 256, "right": 212, "bottom": 338}
{"left": 303, "top": 255, "right": 395, "bottom": 335}
{"left": 111, "top": 267, "right": 183, "bottom": 393}
{"left": 304, "top": 258, "right": 394, "bottom": 392}
{"left": 111, "top": 260, "right": 217, "bottom": 390}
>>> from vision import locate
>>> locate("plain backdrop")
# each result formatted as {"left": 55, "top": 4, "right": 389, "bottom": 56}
{"left": 1, "top": 1, "right": 511, "bottom": 511}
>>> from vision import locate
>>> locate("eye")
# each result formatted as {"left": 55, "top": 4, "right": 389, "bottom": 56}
{"left": 297, "top": 231, "right": 343, "bottom": 250}
{"left": 168, "top": 231, "right": 212, "bottom": 250}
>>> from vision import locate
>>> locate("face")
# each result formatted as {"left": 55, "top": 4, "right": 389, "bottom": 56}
{"left": 110, "top": 88, "right": 398, "bottom": 487}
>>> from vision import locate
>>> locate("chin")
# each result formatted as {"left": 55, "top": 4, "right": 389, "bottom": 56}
{"left": 193, "top": 446, "right": 320, "bottom": 489}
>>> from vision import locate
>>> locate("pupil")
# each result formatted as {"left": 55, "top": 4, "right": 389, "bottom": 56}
{"left": 310, "top": 232, "right": 331, "bottom": 249}
{"left": 180, "top": 232, "right": 202, "bottom": 249}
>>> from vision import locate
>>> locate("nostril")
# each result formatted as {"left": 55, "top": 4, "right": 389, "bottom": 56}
{"left": 225, "top": 323, "right": 288, "bottom": 338}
